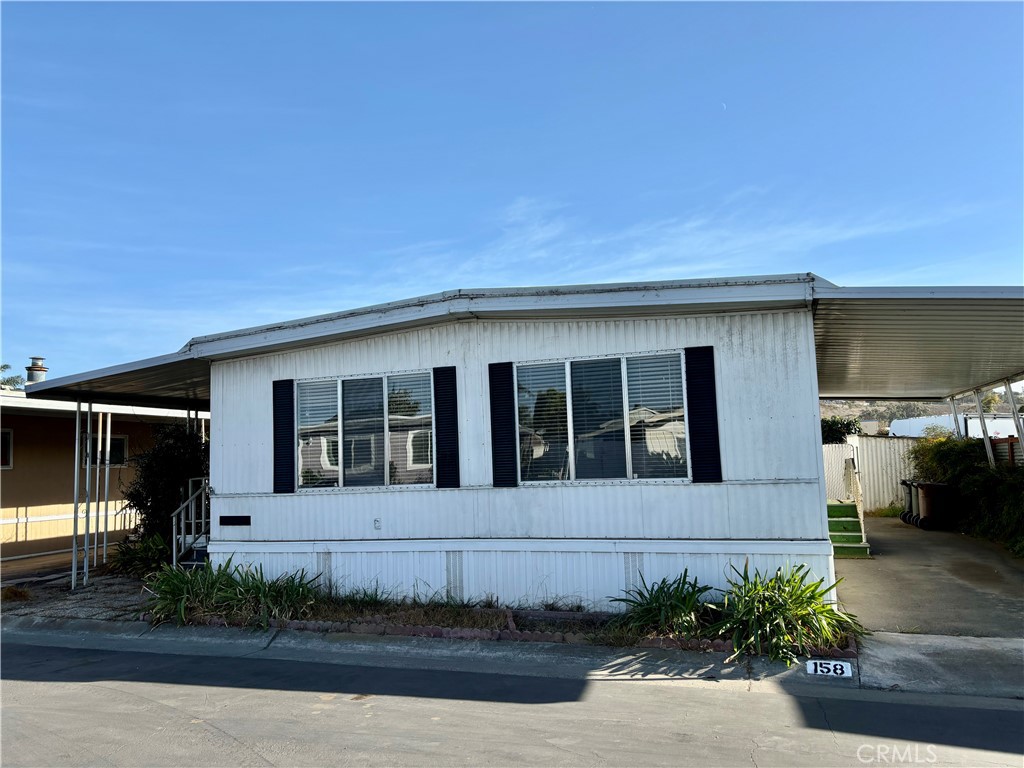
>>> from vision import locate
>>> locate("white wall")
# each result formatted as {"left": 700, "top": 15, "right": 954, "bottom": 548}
{"left": 208, "top": 309, "right": 832, "bottom": 604}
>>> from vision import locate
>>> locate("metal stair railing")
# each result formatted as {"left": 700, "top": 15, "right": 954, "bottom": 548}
{"left": 171, "top": 477, "right": 210, "bottom": 567}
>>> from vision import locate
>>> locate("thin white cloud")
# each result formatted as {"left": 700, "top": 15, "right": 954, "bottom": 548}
{"left": 2, "top": 193, "right": 993, "bottom": 375}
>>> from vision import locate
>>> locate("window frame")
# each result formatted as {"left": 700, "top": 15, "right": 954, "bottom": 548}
{"left": 294, "top": 369, "right": 437, "bottom": 492}
{"left": 81, "top": 434, "right": 129, "bottom": 468}
{"left": 513, "top": 350, "right": 693, "bottom": 486}
{"left": 1, "top": 428, "right": 12, "bottom": 470}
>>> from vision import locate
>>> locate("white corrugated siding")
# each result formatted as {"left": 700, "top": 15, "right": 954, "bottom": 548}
{"left": 857, "top": 436, "right": 918, "bottom": 512}
{"left": 210, "top": 539, "right": 833, "bottom": 610}
{"left": 209, "top": 309, "right": 830, "bottom": 604}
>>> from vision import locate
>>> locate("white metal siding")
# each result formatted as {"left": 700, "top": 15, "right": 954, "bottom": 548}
{"left": 210, "top": 539, "right": 833, "bottom": 610}
{"left": 209, "top": 309, "right": 829, "bottom": 602}
{"left": 858, "top": 436, "right": 918, "bottom": 512}
{"left": 213, "top": 310, "right": 822, "bottom": 494}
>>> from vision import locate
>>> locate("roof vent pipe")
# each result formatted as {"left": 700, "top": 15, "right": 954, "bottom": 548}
{"left": 26, "top": 357, "right": 48, "bottom": 384}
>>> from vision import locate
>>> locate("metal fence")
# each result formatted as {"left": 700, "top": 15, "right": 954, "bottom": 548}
{"left": 823, "top": 436, "right": 918, "bottom": 511}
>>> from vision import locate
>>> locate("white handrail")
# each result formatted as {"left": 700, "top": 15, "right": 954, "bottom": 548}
{"left": 171, "top": 478, "right": 210, "bottom": 567}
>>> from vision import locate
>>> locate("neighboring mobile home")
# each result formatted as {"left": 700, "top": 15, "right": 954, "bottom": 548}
{"left": 0, "top": 388, "right": 205, "bottom": 560}
{"left": 27, "top": 274, "right": 1024, "bottom": 605}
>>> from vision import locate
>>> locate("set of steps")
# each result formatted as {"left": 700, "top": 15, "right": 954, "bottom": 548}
{"left": 828, "top": 502, "right": 870, "bottom": 558}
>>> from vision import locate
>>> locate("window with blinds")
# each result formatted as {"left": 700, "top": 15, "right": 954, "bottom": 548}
{"left": 517, "top": 363, "right": 569, "bottom": 481}
{"left": 627, "top": 355, "right": 688, "bottom": 479}
{"left": 296, "top": 371, "right": 434, "bottom": 490}
{"left": 514, "top": 354, "right": 688, "bottom": 482}
{"left": 388, "top": 373, "right": 433, "bottom": 484}
{"left": 297, "top": 380, "right": 340, "bottom": 488}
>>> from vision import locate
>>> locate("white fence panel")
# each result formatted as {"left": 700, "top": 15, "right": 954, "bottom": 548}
{"left": 856, "top": 436, "right": 918, "bottom": 512}
{"left": 823, "top": 444, "right": 855, "bottom": 500}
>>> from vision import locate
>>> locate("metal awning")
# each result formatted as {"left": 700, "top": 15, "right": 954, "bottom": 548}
{"left": 26, "top": 275, "right": 1024, "bottom": 409}
{"left": 25, "top": 353, "right": 212, "bottom": 410}
{"left": 813, "top": 286, "right": 1024, "bottom": 399}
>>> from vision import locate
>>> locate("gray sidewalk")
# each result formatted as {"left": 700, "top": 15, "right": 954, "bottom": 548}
{"left": 3, "top": 615, "right": 1022, "bottom": 704}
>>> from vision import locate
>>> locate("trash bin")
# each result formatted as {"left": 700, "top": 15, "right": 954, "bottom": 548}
{"left": 916, "top": 482, "right": 953, "bottom": 530}
{"left": 899, "top": 479, "right": 914, "bottom": 524}
{"left": 909, "top": 481, "right": 921, "bottom": 527}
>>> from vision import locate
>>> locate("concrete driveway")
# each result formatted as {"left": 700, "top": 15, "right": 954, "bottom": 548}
{"left": 835, "top": 517, "right": 1024, "bottom": 637}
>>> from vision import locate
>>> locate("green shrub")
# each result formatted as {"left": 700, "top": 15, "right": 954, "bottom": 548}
{"left": 821, "top": 416, "right": 861, "bottom": 445}
{"left": 710, "top": 562, "right": 865, "bottom": 666}
{"left": 121, "top": 424, "right": 208, "bottom": 542}
{"left": 610, "top": 570, "right": 715, "bottom": 638}
{"left": 907, "top": 435, "right": 1024, "bottom": 555}
{"left": 110, "top": 533, "right": 171, "bottom": 577}
{"left": 144, "top": 559, "right": 319, "bottom": 628}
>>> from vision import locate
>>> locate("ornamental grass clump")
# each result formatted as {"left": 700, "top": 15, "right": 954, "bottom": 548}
{"left": 710, "top": 562, "right": 865, "bottom": 666}
{"left": 144, "top": 559, "right": 319, "bottom": 629}
{"left": 610, "top": 570, "right": 715, "bottom": 638}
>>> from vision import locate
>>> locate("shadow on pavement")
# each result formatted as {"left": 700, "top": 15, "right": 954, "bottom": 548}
{"left": 1, "top": 642, "right": 588, "bottom": 705}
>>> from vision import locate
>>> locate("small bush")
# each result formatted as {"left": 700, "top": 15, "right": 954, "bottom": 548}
{"left": 710, "top": 562, "right": 865, "bottom": 666}
{"left": 110, "top": 533, "right": 171, "bottom": 577}
{"left": 1, "top": 586, "right": 32, "bottom": 602}
{"left": 610, "top": 570, "right": 715, "bottom": 638}
{"left": 144, "top": 559, "right": 319, "bottom": 629}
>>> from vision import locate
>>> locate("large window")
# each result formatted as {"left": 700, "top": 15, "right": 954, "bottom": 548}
{"left": 516, "top": 354, "right": 688, "bottom": 482}
{"left": 296, "top": 372, "right": 434, "bottom": 489}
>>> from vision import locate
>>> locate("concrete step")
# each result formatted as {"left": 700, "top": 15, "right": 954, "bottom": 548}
{"left": 833, "top": 543, "right": 871, "bottom": 558}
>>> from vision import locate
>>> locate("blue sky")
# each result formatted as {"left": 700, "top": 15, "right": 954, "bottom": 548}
{"left": 3, "top": 3, "right": 1022, "bottom": 378}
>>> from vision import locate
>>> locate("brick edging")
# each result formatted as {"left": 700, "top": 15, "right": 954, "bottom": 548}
{"left": 136, "top": 610, "right": 858, "bottom": 657}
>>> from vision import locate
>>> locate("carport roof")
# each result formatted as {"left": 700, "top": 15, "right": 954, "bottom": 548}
{"left": 26, "top": 273, "right": 1024, "bottom": 409}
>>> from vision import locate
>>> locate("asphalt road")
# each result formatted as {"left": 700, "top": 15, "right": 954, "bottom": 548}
{"left": 2, "top": 640, "right": 1022, "bottom": 767}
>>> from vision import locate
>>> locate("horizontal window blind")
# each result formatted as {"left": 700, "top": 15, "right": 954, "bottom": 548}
{"left": 627, "top": 355, "right": 687, "bottom": 479}
{"left": 517, "top": 363, "right": 569, "bottom": 482}
{"left": 297, "top": 380, "right": 340, "bottom": 489}
{"left": 388, "top": 373, "right": 433, "bottom": 485}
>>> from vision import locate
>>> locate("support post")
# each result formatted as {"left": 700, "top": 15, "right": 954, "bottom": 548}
{"left": 93, "top": 412, "right": 102, "bottom": 567}
{"left": 103, "top": 411, "right": 112, "bottom": 562}
{"left": 1005, "top": 380, "right": 1023, "bottom": 458}
{"left": 949, "top": 397, "right": 963, "bottom": 439}
{"left": 973, "top": 389, "right": 996, "bottom": 467}
{"left": 72, "top": 402, "right": 82, "bottom": 590}
{"left": 83, "top": 403, "right": 93, "bottom": 584}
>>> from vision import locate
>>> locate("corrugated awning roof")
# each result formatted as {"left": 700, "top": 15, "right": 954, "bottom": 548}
{"left": 813, "top": 287, "right": 1024, "bottom": 399}
{"left": 25, "top": 274, "right": 1024, "bottom": 408}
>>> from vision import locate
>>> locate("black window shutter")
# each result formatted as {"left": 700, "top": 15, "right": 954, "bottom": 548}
{"left": 272, "top": 379, "right": 295, "bottom": 493}
{"left": 684, "top": 347, "right": 723, "bottom": 483}
{"left": 432, "top": 366, "right": 461, "bottom": 489}
{"left": 488, "top": 362, "right": 518, "bottom": 487}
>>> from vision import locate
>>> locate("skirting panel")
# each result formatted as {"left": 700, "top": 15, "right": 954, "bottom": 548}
{"left": 208, "top": 539, "right": 835, "bottom": 609}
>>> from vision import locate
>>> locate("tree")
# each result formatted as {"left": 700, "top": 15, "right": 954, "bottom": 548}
{"left": 0, "top": 363, "right": 24, "bottom": 390}
{"left": 121, "top": 423, "right": 209, "bottom": 542}
{"left": 981, "top": 392, "right": 1001, "bottom": 413}
{"left": 821, "top": 416, "right": 861, "bottom": 445}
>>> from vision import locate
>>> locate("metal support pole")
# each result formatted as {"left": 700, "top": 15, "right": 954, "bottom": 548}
{"left": 948, "top": 397, "right": 963, "bottom": 439}
{"left": 83, "top": 403, "right": 93, "bottom": 584}
{"left": 1005, "top": 380, "right": 1023, "bottom": 453}
{"left": 93, "top": 412, "right": 102, "bottom": 567}
{"left": 103, "top": 411, "right": 112, "bottom": 562}
{"left": 72, "top": 402, "right": 82, "bottom": 590}
{"left": 973, "top": 389, "right": 996, "bottom": 467}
